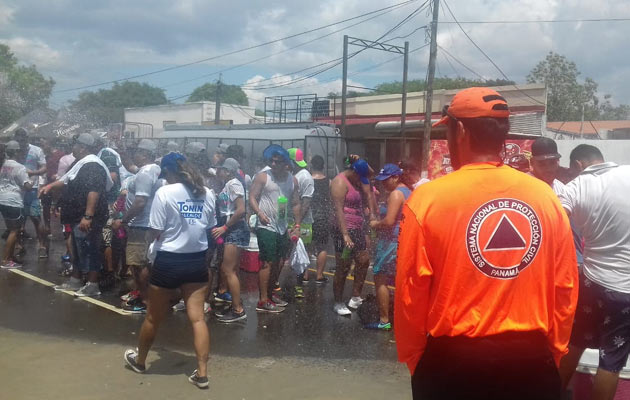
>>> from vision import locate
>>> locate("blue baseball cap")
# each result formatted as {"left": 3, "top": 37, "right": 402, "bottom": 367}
{"left": 375, "top": 163, "right": 403, "bottom": 181}
{"left": 352, "top": 159, "right": 370, "bottom": 185}
{"left": 159, "top": 152, "right": 186, "bottom": 179}
{"left": 263, "top": 144, "right": 290, "bottom": 164}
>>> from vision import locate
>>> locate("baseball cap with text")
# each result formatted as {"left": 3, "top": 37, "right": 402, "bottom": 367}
{"left": 432, "top": 87, "right": 510, "bottom": 128}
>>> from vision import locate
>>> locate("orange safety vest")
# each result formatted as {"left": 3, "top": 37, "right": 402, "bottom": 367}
{"left": 395, "top": 162, "right": 578, "bottom": 374}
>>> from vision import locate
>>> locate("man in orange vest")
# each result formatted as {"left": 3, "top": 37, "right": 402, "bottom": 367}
{"left": 395, "top": 87, "right": 579, "bottom": 400}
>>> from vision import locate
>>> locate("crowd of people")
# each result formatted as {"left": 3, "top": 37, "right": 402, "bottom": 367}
{"left": 1, "top": 85, "right": 629, "bottom": 398}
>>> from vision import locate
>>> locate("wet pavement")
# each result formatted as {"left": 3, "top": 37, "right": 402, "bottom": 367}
{"left": 0, "top": 222, "right": 410, "bottom": 399}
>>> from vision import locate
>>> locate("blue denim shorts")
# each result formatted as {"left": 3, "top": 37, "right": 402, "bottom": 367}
{"left": 224, "top": 220, "right": 250, "bottom": 248}
{"left": 71, "top": 224, "right": 103, "bottom": 272}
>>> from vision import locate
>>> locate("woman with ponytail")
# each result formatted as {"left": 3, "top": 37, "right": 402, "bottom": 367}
{"left": 124, "top": 152, "right": 217, "bottom": 389}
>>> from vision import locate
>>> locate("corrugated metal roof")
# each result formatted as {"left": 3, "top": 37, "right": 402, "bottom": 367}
{"left": 509, "top": 112, "right": 543, "bottom": 136}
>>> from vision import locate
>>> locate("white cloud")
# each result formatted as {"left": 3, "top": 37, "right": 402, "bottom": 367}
{"left": 242, "top": 73, "right": 368, "bottom": 108}
{"left": 1, "top": 37, "right": 62, "bottom": 70}
{"left": 0, "top": 4, "right": 15, "bottom": 26}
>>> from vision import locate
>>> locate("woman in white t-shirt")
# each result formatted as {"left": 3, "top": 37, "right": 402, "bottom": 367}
{"left": 124, "top": 152, "right": 216, "bottom": 389}
{"left": 0, "top": 141, "right": 32, "bottom": 269}
{"left": 212, "top": 158, "right": 250, "bottom": 323}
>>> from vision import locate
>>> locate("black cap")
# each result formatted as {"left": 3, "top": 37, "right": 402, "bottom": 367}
{"left": 531, "top": 137, "right": 561, "bottom": 161}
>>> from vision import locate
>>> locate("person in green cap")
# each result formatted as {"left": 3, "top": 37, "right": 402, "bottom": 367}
{"left": 288, "top": 148, "right": 314, "bottom": 298}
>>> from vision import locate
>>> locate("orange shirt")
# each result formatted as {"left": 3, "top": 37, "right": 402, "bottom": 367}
{"left": 395, "top": 162, "right": 578, "bottom": 374}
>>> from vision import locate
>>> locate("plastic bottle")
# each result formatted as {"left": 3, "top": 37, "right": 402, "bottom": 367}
{"left": 341, "top": 246, "right": 352, "bottom": 260}
{"left": 60, "top": 254, "right": 72, "bottom": 276}
{"left": 277, "top": 196, "right": 288, "bottom": 222}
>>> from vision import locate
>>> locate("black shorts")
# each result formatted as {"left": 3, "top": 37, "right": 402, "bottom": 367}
{"left": 40, "top": 192, "right": 53, "bottom": 208}
{"left": 570, "top": 274, "right": 630, "bottom": 373}
{"left": 312, "top": 218, "right": 330, "bottom": 250}
{"left": 150, "top": 251, "right": 209, "bottom": 289}
{"left": 412, "top": 332, "right": 560, "bottom": 400}
{"left": 332, "top": 227, "right": 367, "bottom": 254}
{"left": 0, "top": 204, "right": 24, "bottom": 229}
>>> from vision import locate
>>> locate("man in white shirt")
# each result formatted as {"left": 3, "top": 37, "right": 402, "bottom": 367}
{"left": 558, "top": 144, "right": 630, "bottom": 400}
{"left": 14, "top": 128, "right": 48, "bottom": 258}
{"left": 288, "top": 148, "right": 314, "bottom": 297}
{"left": 112, "top": 139, "right": 161, "bottom": 313}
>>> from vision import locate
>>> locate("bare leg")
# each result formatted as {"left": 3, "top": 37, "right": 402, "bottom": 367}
{"left": 592, "top": 368, "right": 620, "bottom": 400}
{"left": 316, "top": 250, "right": 327, "bottom": 280}
{"left": 131, "top": 265, "right": 150, "bottom": 302}
{"left": 333, "top": 253, "right": 352, "bottom": 302}
{"left": 221, "top": 244, "right": 243, "bottom": 313}
{"left": 258, "top": 261, "right": 272, "bottom": 302}
{"left": 2, "top": 229, "right": 19, "bottom": 262}
{"left": 31, "top": 216, "right": 47, "bottom": 253}
{"left": 182, "top": 282, "right": 210, "bottom": 377}
{"left": 136, "top": 285, "right": 173, "bottom": 366}
{"left": 558, "top": 345, "right": 585, "bottom": 391}
{"left": 103, "top": 247, "right": 113, "bottom": 273}
{"left": 374, "top": 274, "right": 390, "bottom": 324}
{"left": 269, "top": 259, "right": 283, "bottom": 294}
{"left": 351, "top": 250, "right": 369, "bottom": 298}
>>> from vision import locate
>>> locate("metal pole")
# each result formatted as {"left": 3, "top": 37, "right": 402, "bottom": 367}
{"left": 341, "top": 35, "right": 349, "bottom": 137}
{"left": 422, "top": 0, "right": 440, "bottom": 174}
{"left": 214, "top": 75, "right": 222, "bottom": 124}
{"left": 401, "top": 41, "right": 409, "bottom": 157}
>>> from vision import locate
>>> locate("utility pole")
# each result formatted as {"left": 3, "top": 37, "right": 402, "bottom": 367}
{"left": 215, "top": 74, "right": 222, "bottom": 125}
{"left": 422, "top": 0, "right": 440, "bottom": 175}
{"left": 401, "top": 41, "right": 410, "bottom": 157}
{"left": 341, "top": 35, "right": 349, "bottom": 136}
{"left": 579, "top": 102, "right": 585, "bottom": 138}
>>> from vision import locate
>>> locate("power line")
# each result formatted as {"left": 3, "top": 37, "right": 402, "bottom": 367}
{"left": 53, "top": 0, "right": 419, "bottom": 94}
{"left": 239, "top": 0, "right": 431, "bottom": 92}
{"left": 439, "top": 17, "right": 630, "bottom": 24}
{"left": 437, "top": 45, "right": 484, "bottom": 80}
{"left": 442, "top": 0, "right": 545, "bottom": 106}
{"left": 160, "top": 3, "right": 409, "bottom": 90}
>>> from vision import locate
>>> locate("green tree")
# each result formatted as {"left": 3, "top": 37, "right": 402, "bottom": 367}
{"left": 70, "top": 81, "right": 167, "bottom": 126}
{"left": 527, "top": 52, "right": 630, "bottom": 121}
{"left": 0, "top": 44, "right": 55, "bottom": 129}
{"left": 527, "top": 52, "right": 599, "bottom": 122}
{"left": 187, "top": 82, "right": 248, "bottom": 105}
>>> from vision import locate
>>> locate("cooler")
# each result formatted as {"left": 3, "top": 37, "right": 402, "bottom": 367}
{"left": 240, "top": 235, "right": 262, "bottom": 273}
{"left": 569, "top": 349, "right": 630, "bottom": 400}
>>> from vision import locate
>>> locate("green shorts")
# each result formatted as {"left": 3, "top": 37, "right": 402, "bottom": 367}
{"left": 256, "top": 228, "right": 291, "bottom": 263}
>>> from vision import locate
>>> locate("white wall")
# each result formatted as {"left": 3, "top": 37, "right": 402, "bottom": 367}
{"left": 124, "top": 102, "right": 258, "bottom": 137}
{"left": 556, "top": 140, "right": 630, "bottom": 167}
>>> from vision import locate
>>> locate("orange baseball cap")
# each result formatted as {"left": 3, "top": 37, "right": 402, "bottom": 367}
{"left": 432, "top": 87, "right": 510, "bottom": 127}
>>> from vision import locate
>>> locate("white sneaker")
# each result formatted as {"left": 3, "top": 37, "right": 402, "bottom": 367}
{"left": 204, "top": 302, "right": 212, "bottom": 314}
{"left": 348, "top": 296, "right": 363, "bottom": 309}
{"left": 334, "top": 302, "right": 352, "bottom": 316}
{"left": 75, "top": 282, "right": 101, "bottom": 297}
{"left": 172, "top": 299, "right": 186, "bottom": 311}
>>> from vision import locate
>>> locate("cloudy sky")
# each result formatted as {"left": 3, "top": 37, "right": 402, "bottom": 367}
{"left": 1, "top": 0, "right": 629, "bottom": 110}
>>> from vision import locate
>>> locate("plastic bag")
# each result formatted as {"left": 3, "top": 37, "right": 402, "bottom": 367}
{"left": 290, "top": 238, "right": 310, "bottom": 275}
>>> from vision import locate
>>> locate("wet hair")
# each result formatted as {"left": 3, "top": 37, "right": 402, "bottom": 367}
{"left": 448, "top": 117, "right": 510, "bottom": 154}
{"left": 310, "top": 155, "right": 325, "bottom": 171}
{"left": 175, "top": 159, "right": 206, "bottom": 198}
{"left": 570, "top": 144, "right": 604, "bottom": 164}
{"left": 398, "top": 161, "right": 420, "bottom": 188}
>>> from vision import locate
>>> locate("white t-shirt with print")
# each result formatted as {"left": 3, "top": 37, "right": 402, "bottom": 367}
{"left": 125, "top": 163, "right": 162, "bottom": 228}
{"left": 295, "top": 168, "right": 314, "bottom": 224}
{"left": 0, "top": 159, "right": 30, "bottom": 208}
{"left": 559, "top": 162, "right": 630, "bottom": 293}
{"left": 149, "top": 183, "right": 217, "bottom": 254}
{"left": 218, "top": 178, "right": 245, "bottom": 219}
